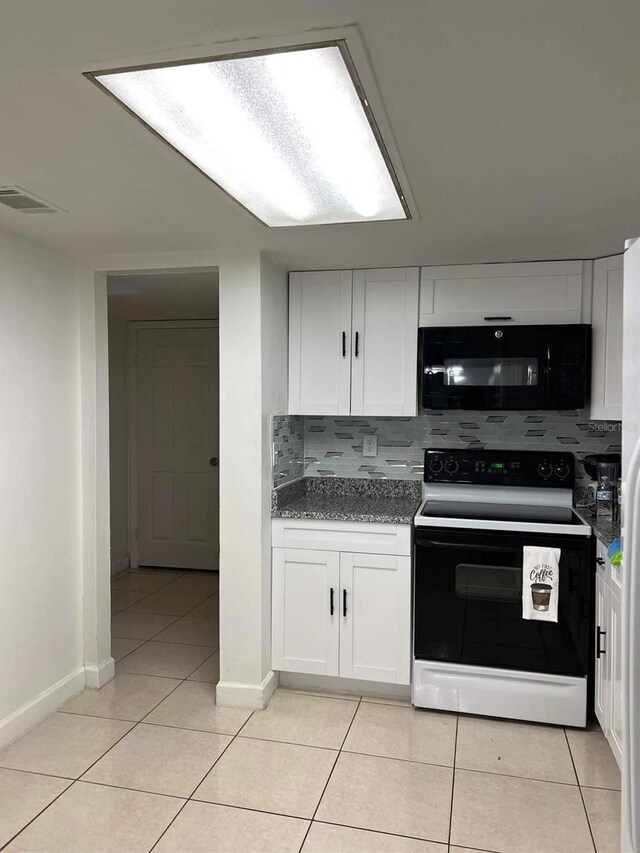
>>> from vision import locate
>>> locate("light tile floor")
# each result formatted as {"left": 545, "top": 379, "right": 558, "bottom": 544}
{"left": 0, "top": 567, "right": 622, "bottom": 852}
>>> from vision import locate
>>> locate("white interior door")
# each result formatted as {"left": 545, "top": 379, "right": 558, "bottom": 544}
{"left": 135, "top": 325, "right": 219, "bottom": 569}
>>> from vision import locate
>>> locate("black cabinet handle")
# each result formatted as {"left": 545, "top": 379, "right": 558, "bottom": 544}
{"left": 484, "top": 316, "right": 513, "bottom": 321}
{"left": 354, "top": 331, "right": 360, "bottom": 358}
{"left": 342, "top": 332, "right": 346, "bottom": 358}
{"left": 596, "top": 557, "right": 605, "bottom": 566}
{"left": 330, "top": 587, "right": 334, "bottom": 616}
{"left": 596, "top": 626, "right": 607, "bottom": 658}
{"left": 343, "top": 589, "right": 347, "bottom": 617}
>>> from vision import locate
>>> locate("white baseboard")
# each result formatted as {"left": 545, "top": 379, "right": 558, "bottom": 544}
{"left": 279, "top": 671, "right": 411, "bottom": 702}
{"left": 0, "top": 666, "right": 86, "bottom": 750}
{"left": 85, "top": 657, "right": 115, "bottom": 690}
{"left": 111, "top": 554, "right": 130, "bottom": 576}
{"left": 216, "top": 670, "right": 278, "bottom": 710}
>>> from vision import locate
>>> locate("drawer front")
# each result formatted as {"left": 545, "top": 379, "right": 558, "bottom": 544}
{"left": 272, "top": 519, "right": 412, "bottom": 556}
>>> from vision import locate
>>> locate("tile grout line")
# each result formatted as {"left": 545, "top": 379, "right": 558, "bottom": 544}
{"left": 0, "top": 777, "right": 76, "bottom": 851}
{"left": 447, "top": 714, "right": 460, "bottom": 848}
{"left": 119, "top": 591, "right": 219, "bottom": 621}
{"left": 147, "top": 692, "right": 257, "bottom": 852}
{"left": 0, "top": 570, "right": 218, "bottom": 851}
{"left": 309, "top": 817, "right": 454, "bottom": 848}
{"left": 563, "top": 727, "right": 599, "bottom": 853}
{"left": 112, "top": 570, "right": 219, "bottom": 650}
{"left": 1, "top": 660, "right": 192, "bottom": 850}
{"left": 296, "top": 696, "right": 363, "bottom": 852}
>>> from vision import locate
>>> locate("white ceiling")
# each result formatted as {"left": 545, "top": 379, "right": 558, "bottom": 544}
{"left": 107, "top": 270, "right": 219, "bottom": 321}
{"left": 1, "top": 0, "right": 639, "bottom": 270}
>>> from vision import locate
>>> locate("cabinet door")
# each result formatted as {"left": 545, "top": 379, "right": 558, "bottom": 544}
{"left": 339, "top": 552, "right": 411, "bottom": 684}
{"left": 594, "top": 571, "right": 609, "bottom": 732}
{"left": 272, "top": 548, "right": 339, "bottom": 675}
{"left": 351, "top": 268, "right": 419, "bottom": 416}
{"left": 288, "top": 270, "right": 352, "bottom": 415}
{"left": 590, "top": 255, "right": 623, "bottom": 420}
{"left": 419, "top": 261, "right": 584, "bottom": 326}
{"left": 608, "top": 587, "right": 623, "bottom": 768}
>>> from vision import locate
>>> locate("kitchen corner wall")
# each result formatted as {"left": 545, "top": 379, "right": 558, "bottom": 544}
{"left": 272, "top": 412, "right": 621, "bottom": 488}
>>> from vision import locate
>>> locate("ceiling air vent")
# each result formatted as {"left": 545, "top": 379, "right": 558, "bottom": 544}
{"left": 0, "top": 186, "right": 62, "bottom": 214}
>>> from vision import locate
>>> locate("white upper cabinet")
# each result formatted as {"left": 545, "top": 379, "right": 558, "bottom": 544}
{"left": 351, "top": 268, "right": 419, "bottom": 416}
{"left": 419, "top": 261, "right": 587, "bottom": 326}
{"left": 590, "top": 255, "right": 623, "bottom": 421}
{"left": 288, "top": 270, "right": 353, "bottom": 416}
{"left": 288, "top": 268, "right": 419, "bottom": 416}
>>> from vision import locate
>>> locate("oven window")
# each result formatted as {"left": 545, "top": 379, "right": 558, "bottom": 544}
{"left": 455, "top": 563, "right": 521, "bottom": 603}
{"left": 442, "top": 357, "right": 539, "bottom": 387}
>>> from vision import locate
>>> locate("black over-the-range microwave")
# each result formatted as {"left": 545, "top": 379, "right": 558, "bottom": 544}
{"left": 419, "top": 323, "right": 591, "bottom": 411}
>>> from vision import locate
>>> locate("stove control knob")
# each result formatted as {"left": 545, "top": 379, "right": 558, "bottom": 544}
{"left": 554, "top": 461, "right": 570, "bottom": 480}
{"left": 537, "top": 461, "right": 553, "bottom": 479}
{"left": 444, "top": 459, "right": 459, "bottom": 475}
{"left": 429, "top": 458, "right": 443, "bottom": 474}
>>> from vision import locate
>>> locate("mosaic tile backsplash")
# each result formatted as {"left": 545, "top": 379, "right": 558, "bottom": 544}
{"left": 272, "top": 415, "right": 304, "bottom": 486}
{"left": 273, "top": 412, "right": 621, "bottom": 489}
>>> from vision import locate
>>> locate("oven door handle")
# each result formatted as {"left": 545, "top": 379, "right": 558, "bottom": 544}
{"left": 416, "top": 539, "right": 523, "bottom": 554}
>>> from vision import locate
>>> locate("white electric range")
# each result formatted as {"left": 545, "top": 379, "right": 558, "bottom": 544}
{"left": 412, "top": 448, "right": 593, "bottom": 727}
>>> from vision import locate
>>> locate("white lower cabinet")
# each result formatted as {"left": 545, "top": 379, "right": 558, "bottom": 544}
{"left": 594, "top": 541, "right": 623, "bottom": 768}
{"left": 271, "top": 520, "right": 411, "bottom": 685}
{"left": 339, "top": 551, "right": 411, "bottom": 684}
{"left": 271, "top": 548, "right": 340, "bottom": 677}
{"left": 594, "top": 571, "right": 609, "bottom": 728}
{"left": 608, "top": 586, "right": 623, "bottom": 765}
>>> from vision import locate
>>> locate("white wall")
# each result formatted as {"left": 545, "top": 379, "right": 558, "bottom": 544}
{"left": 107, "top": 318, "right": 129, "bottom": 573}
{"left": 216, "top": 251, "right": 288, "bottom": 707}
{"left": 0, "top": 232, "right": 84, "bottom": 745}
{"left": 259, "top": 255, "right": 288, "bottom": 675}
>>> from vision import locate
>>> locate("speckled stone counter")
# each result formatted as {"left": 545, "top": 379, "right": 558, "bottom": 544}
{"left": 573, "top": 505, "right": 621, "bottom": 548}
{"left": 272, "top": 477, "right": 422, "bottom": 525}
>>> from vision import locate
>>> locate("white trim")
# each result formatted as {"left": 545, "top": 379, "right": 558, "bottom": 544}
{"left": 84, "top": 657, "right": 116, "bottom": 690}
{"left": 127, "top": 319, "right": 219, "bottom": 568}
{"left": 111, "top": 554, "right": 130, "bottom": 575}
{"left": 0, "top": 667, "right": 86, "bottom": 749}
{"left": 279, "top": 671, "right": 411, "bottom": 703}
{"left": 216, "top": 670, "right": 278, "bottom": 710}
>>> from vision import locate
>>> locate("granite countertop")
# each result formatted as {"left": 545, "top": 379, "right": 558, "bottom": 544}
{"left": 272, "top": 477, "right": 422, "bottom": 525}
{"left": 273, "top": 477, "right": 622, "bottom": 542}
{"left": 573, "top": 505, "right": 620, "bottom": 548}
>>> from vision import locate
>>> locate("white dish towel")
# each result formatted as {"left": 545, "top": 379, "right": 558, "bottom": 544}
{"left": 522, "top": 546, "right": 561, "bottom": 622}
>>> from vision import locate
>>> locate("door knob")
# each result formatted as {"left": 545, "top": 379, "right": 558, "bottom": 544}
{"left": 209, "top": 457, "right": 219, "bottom": 467}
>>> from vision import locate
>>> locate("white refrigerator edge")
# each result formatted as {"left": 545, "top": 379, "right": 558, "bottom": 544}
{"left": 622, "top": 236, "right": 640, "bottom": 853}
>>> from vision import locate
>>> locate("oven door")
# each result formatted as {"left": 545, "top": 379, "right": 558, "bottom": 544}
{"left": 414, "top": 527, "right": 592, "bottom": 677}
{"left": 420, "top": 324, "right": 590, "bottom": 410}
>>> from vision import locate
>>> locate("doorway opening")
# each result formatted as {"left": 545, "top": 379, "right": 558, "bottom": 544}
{"left": 107, "top": 268, "right": 220, "bottom": 681}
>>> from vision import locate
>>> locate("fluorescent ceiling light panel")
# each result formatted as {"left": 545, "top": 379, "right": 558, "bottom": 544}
{"left": 91, "top": 44, "right": 408, "bottom": 227}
